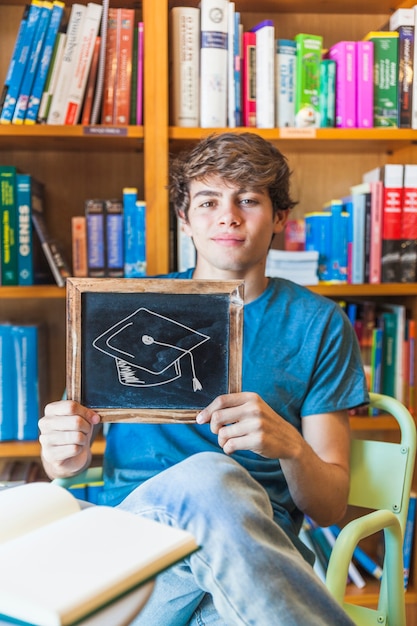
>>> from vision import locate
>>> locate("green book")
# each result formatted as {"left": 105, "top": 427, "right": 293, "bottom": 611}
{"left": 364, "top": 31, "right": 399, "bottom": 127}
{"left": 294, "top": 33, "right": 323, "bottom": 128}
{"left": 381, "top": 311, "right": 397, "bottom": 398}
{"left": 0, "top": 165, "right": 18, "bottom": 285}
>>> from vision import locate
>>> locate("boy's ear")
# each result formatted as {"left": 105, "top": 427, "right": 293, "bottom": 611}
{"left": 273, "top": 210, "right": 290, "bottom": 234}
{"left": 178, "top": 211, "right": 192, "bottom": 237}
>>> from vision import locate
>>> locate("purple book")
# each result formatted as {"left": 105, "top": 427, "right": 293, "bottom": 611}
{"left": 357, "top": 40, "right": 374, "bottom": 128}
{"left": 328, "top": 40, "right": 357, "bottom": 128}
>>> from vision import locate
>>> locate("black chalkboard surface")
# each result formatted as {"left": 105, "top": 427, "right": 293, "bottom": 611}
{"left": 67, "top": 278, "right": 244, "bottom": 423}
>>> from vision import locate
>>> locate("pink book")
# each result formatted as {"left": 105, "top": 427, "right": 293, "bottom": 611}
{"left": 242, "top": 31, "right": 256, "bottom": 127}
{"left": 328, "top": 41, "right": 357, "bottom": 128}
{"left": 356, "top": 40, "right": 374, "bottom": 128}
{"left": 136, "top": 22, "right": 144, "bottom": 125}
{"left": 369, "top": 180, "right": 383, "bottom": 284}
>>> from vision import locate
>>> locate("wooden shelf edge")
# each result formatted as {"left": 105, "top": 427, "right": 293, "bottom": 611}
{"left": 0, "top": 437, "right": 106, "bottom": 458}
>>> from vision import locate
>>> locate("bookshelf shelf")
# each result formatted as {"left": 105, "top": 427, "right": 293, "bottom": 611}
{"left": 0, "top": 438, "right": 106, "bottom": 459}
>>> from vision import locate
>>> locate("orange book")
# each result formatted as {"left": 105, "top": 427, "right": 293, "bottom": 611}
{"left": 101, "top": 8, "right": 118, "bottom": 124}
{"left": 81, "top": 35, "right": 101, "bottom": 125}
{"left": 71, "top": 215, "right": 88, "bottom": 277}
{"left": 114, "top": 8, "right": 134, "bottom": 125}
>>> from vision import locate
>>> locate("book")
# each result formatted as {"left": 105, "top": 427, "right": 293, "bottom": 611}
{"left": 328, "top": 41, "right": 357, "bottom": 128}
{"left": 227, "top": 1, "right": 236, "bottom": 128}
{"left": 400, "top": 163, "right": 417, "bottom": 282}
{"left": 404, "top": 491, "right": 416, "bottom": 589}
{"left": 326, "top": 198, "right": 348, "bottom": 282}
{"left": 47, "top": 3, "right": 87, "bottom": 124}
{"left": 389, "top": 7, "right": 414, "bottom": 128}
{"left": 136, "top": 22, "right": 144, "bottom": 126}
{"left": 101, "top": 7, "right": 118, "bottom": 125}
{"left": 63, "top": 2, "right": 103, "bottom": 125}
{"left": 129, "top": 22, "right": 138, "bottom": 125}
{"left": 0, "top": 3, "right": 31, "bottom": 114}
{"left": 253, "top": 19, "right": 275, "bottom": 129}
{"left": 363, "top": 31, "right": 399, "bottom": 127}
{"left": 275, "top": 39, "right": 296, "bottom": 128}
{"left": 294, "top": 33, "right": 322, "bottom": 128}
{"left": 0, "top": 165, "right": 18, "bottom": 285}
{"left": 104, "top": 198, "right": 124, "bottom": 277}
{"left": 319, "top": 58, "right": 336, "bottom": 128}
{"left": 265, "top": 249, "right": 319, "bottom": 285}
{"left": 123, "top": 187, "right": 146, "bottom": 277}
{"left": 380, "top": 164, "right": 404, "bottom": 283}
{"left": 31, "top": 200, "right": 71, "bottom": 287}
{"left": 304, "top": 211, "right": 331, "bottom": 281}
{"left": 0, "top": 481, "right": 198, "bottom": 626}
{"left": 0, "top": 326, "right": 17, "bottom": 441}
{"left": 80, "top": 35, "right": 101, "bottom": 125}
{"left": 12, "top": 0, "right": 53, "bottom": 124}
{"left": 348, "top": 187, "right": 366, "bottom": 284}
{"left": 16, "top": 173, "right": 34, "bottom": 285}
{"left": 369, "top": 179, "right": 383, "bottom": 284}
{"left": 356, "top": 41, "right": 374, "bottom": 128}
{"left": 28, "top": 176, "right": 59, "bottom": 285}
{"left": 381, "top": 302, "right": 406, "bottom": 402}
{"left": 24, "top": 0, "right": 65, "bottom": 125}
{"left": 71, "top": 215, "right": 88, "bottom": 277}
{"left": 242, "top": 31, "right": 256, "bottom": 127}
{"left": 199, "top": 0, "right": 228, "bottom": 128}
{"left": 408, "top": 319, "right": 416, "bottom": 415}
{"left": 381, "top": 311, "right": 397, "bottom": 398}
{"left": 37, "top": 31, "right": 67, "bottom": 123}
{"left": 113, "top": 8, "right": 135, "bottom": 125}
{"left": 85, "top": 198, "right": 105, "bottom": 277}
{"left": 0, "top": 0, "right": 43, "bottom": 124}
{"left": 329, "top": 525, "right": 383, "bottom": 581}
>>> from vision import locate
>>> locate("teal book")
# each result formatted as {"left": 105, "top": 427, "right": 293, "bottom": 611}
{"left": 381, "top": 311, "right": 397, "bottom": 398}
{"left": 0, "top": 325, "right": 16, "bottom": 441}
{"left": 0, "top": 166, "right": 18, "bottom": 285}
{"left": 11, "top": 324, "right": 41, "bottom": 441}
{"left": 16, "top": 173, "right": 33, "bottom": 285}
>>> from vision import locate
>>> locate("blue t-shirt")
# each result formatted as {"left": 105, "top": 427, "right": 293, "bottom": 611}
{"left": 99, "top": 272, "right": 369, "bottom": 558}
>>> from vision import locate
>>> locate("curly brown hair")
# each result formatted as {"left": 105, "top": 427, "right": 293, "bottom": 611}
{"left": 169, "top": 132, "right": 297, "bottom": 221}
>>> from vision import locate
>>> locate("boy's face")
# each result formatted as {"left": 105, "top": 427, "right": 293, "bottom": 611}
{"left": 181, "top": 175, "right": 287, "bottom": 279}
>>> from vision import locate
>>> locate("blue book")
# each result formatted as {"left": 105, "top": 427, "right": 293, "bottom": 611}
{"left": 305, "top": 212, "right": 332, "bottom": 282}
{"left": 123, "top": 188, "right": 146, "bottom": 277}
{"left": 12, "top": 325, "right": 40, "bottom": 441}
{"left": 85, "top": 198, "right": 105, "bottom": 277}
{"left": 16, "top": 173, "right": 34, "bottom": 285}
{"left": 329, "top": 524, "right": 382, "bottom": 581}
{"left": 0, "top": 3, "right": 31, "bottom": 113}
{"left": 0, "top": 0, "right": 43, "bottom": 123}
{"left": 324, "top": 199, "right": 348, "bottom": 282}
{"left": 404, "top": 492, "right": 416, "bottom": 589}
{"left": 0, "top": 325, "right": 17, "bottom": 441}
{"left": 12, "top": 1, "right": 53, "bottom": 124}
{"left": 105, "top": 198, "right": 124, "bottom": 277}
{"left": 25, "top": 1, "right": 65, "bottom": 124}
{"left": 349, "top": 185, "right": 367, "bottom": 284}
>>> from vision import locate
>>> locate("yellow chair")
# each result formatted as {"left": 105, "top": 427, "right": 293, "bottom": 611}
{"left": 325, "top": 392, "right": 416, "bottom": 626}
{"left": 54, "top": 392, "right": 416, "bottom": 626}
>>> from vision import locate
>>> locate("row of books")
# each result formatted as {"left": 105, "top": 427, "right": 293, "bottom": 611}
{"left": 170, "top": 2, "right": 417, "bottom": 129}
{"left": 0, "top": 324, "right": 45, "bottom": 442}
{"left": 72, "top": 187, "right": 146, "bottom": 278}
{"left": 301, "top": 493, "right": 416, "bottom": 591}
{"left": 0, "top": 1, "right": 144, "bottom": 126}
{"left": 305, "top": 163, "right": 417, "bottom": 285}
{"left": 0, "top": 166, "right": 70, "bottom": 287}
{"left": 339, "top": 300, "right": 414, "bottom": 413}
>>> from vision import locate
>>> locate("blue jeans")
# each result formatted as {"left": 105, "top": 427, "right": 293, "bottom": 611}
{"left": 117, "top": 452, "right": 355, "bottom": 626}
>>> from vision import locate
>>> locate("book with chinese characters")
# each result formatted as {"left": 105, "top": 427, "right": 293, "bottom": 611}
{"left": 0, "top": 482, "right": 198, "bottom": 626}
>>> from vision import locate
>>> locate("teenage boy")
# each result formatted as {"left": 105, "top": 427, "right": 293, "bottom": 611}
{"left": 39, "top": 133, "right": 368, "bottom": 625}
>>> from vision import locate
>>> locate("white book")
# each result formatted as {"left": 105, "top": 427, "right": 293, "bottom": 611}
{"left": 38, "top": 31, "right": 67, "bottom": 123}
{"left": 63, "top": 2, "right": 102, "bottom": 125}
{"left": 275, "top": 39, "right": 296, "bottom": 128}
{"left": 170, "top": 6, "right": 200, "bottom": 127}
{"left": 47, "top": 3, "right": 86, "bottom": 124}
{"left": 227, "top": 2, "right": 235, "bottom": 127}
{"left": 0, "top": 482, "right": 198, "bottom": 626}
{"left": 200, "top": 0, "right": 228, "bottom": 128}
{"left": 253, "top": 19, "right": 275, "bottom": 128}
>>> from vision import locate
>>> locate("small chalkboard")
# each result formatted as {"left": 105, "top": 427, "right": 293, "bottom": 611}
{"left": 66, "top": 278, "right": 244, "bottom": 423}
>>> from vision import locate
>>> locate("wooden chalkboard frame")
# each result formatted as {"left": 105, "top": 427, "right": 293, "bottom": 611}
{"left": 67, "top": 278, "right": 244, "bottom": 423}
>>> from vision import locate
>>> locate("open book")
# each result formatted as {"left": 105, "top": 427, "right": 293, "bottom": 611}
{"left": 0, "top": 482, "right": 198, "bottom": 626}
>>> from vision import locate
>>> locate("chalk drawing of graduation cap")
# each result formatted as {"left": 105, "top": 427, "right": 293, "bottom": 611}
{"left": 92, "top": 307, "right": 211, "bottom": 391}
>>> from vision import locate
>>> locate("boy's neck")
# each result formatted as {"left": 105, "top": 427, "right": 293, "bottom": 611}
{"left": 192, "top": 263, "right": 269, "bottom": 304}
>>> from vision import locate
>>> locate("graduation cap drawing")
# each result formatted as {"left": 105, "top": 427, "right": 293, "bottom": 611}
{"left": 92, "top": 308, "right": 211, "bottom": 391}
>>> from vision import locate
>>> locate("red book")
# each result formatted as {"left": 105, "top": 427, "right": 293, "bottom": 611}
{"left": 242, "top": 31, "right": 256, "bottom": 127}
{"left": 101, "top": 8, "right": 118, "bottom": 124}
{"left": 380, "top": 164, "right": 404, "bottom": 283}
{"left": 81, "top": 36, "right": 101, "bottom": 125}
{"left": 114, "top": 8, "right": 134, "bottom": 125}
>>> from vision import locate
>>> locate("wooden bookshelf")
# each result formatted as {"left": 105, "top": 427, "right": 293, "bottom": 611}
{"left": 0, "top": 0, "right": 416, "bottom": 620}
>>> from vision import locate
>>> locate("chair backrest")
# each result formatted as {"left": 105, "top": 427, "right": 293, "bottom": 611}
{"left": 350, "top": 393, "right": 416, "bottom": 534}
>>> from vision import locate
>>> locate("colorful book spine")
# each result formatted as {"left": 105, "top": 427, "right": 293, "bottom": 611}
{"left": 276, "top": 39, "right": 296, "bottom": 128}
{"left": 104, "top": 198, "right": 124, "bottom": 277}
{"left": 24, "top": 0, "right": 65, "bottom": 125}
{"left": 123, "top": 187, "right": 146, "bottom": 277}
{"left": 114, "top": 8, "right": 135, "bottom": 125}
{"left": 199, "top": 0, "right": 228, "bottom": 128}
{"left": 136, "top": 22, "right": 144, "bottom": 126}
{"left": 85, "top": 198, "right": 105, "bottom": 277}
{"left": 369, "top": 180, "right": 383, "bottom": 284}
{"left": 12, "top": 325, "right": 40, "bottom": 441}
{"left": 319, "top": 58, "right": 336, "bottom": 128}
{"left": 37, "top": 31, "right": 66, "bottom": 123}
{"left": 129, "top": 22, "right": 138, "bottom": 125}
{"left": 12, "top": 0, "right": 53, "bottom": 124}
{"left": 294, "top": 33, "right": 322, "bottom": 128}
{"left": 80, "top": 36, "right": 101, "bottom": 125}
{"left": 0, "top": 166, "right": 18, "bottom": 285}
{"left": 349, "top": 187, "right": 366, "bottom": 284}
{"left": 381, "top": 164, "right": 404, "bottom": 282}
{"left": 0, "top": 3, "right": 31, "bottom": 113}
{"left": 328, "top": 40, "right": 357, "bottom": 128}
{"left": 0, "top": 0, "right": 43, "bottom": 124}
{"left": 233, "top": 10, "right": 241, "bottom": 127}
{"left": 356, "top": 41, "right": 374, "bottom": 128}
{"left": 47, "top": 3, "right": 86, "bottom": 124}
{"left": 71, "top": 215, "right": 87, "bottom": 277}
{"left": 401, "top": 164, "right": 417, "bottom": 282}
{"left": 101, "top": 7, "right": 118, "bottom": 124}
{"left": 242, "top": 31, "right": 256, "bottom": 127}
{"left": 16, "top": 173, "right": 34, "bottom": 286}
{"left": 227, "top": 2, "right": 236, "bottom": 128}
{"left": 64, "top": 2, "right": 103, "bottom": 125}
{"left": 0, "top": 325, "right": 16, "bottom": 441}
{"left": 404, "top": 491, "right": 416, "bottom": 589}
{"left": 253, "top": 19, "right": 275, "bottom": 129}
{"left": 305, "top": 212, "right": 331, "bottom": 282}
{"left": 364, "top": 31, "right": 399, "bottom": 127}
{"left": 389, "top": 7, "right": 414, "bottom": 128}
{"left": 31, "top": 207, "right": 71, "bottom": 287}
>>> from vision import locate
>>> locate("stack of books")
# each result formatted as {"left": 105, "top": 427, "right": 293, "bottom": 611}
{"left": 266, "top": 249, "right": 319, "bottom": 285}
